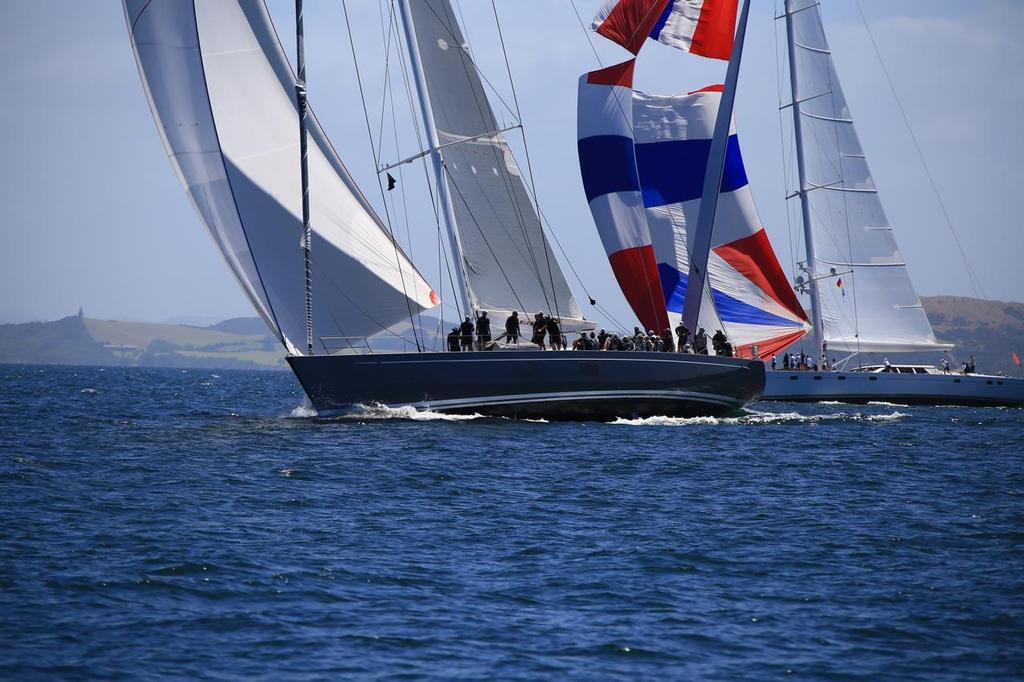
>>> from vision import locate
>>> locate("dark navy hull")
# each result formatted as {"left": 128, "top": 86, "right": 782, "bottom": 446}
{"left": 287, "top": 351, "right": 764, "bottom": 420}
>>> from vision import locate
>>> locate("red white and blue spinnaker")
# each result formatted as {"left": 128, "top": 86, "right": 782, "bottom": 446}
{"left": 579, "top": 0, "right": 809, "bottom": 357}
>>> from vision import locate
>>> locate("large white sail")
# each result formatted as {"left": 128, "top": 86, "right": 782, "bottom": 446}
{"left": 406, "top": 0, "right": 584, "bottom": 322}
{"left": 124, "top": 0, "right": 438, "bottom": 354}
{"left": 788, "top": 0, "right": 947, "bottom": 353}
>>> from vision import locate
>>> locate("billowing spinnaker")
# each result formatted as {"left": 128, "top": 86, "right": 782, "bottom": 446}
{"left": 787, "top": 0, "right": 945, "bottom": 353}
{"left": 592, "top": 0, "right": 738, "bottom": 59}
{"left": 632, "top": 87, "right": 810, "bottom": 358}
{"left": 577, "top": 61, "right": 670, "bottom": 334}
{"left": 124, "top": 0, "right": 437, "bottom": 353}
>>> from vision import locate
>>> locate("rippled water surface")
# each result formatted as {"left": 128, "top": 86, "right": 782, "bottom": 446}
{"left": 2, "top": 364, "right": 1022, "bottom": 679}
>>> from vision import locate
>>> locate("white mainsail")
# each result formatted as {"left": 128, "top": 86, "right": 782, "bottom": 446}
{"left": 406, "top": 0, "right": 584, "bottom": 323}
{"left": 787, "top": 0, "right": 947, "bottom": 353}
{"left": 124, "top": 0, "right": 438, "bottom": 354}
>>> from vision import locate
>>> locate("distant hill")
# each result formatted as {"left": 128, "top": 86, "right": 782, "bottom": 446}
{"left": 0, "top": 316, "right": 116, "bottom": 366}
{"left": 206, "top": 317, "right": 272, "bottom": 336}
{"left": 921, "top": 296, "right": 1024, "bottom": 376}
{"left": 0, "top": 314, "right": 285, "bottom": 370}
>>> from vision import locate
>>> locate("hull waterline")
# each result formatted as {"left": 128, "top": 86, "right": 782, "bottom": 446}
{"left": 288, "top": 351, "right": 764, "bottom": 420}
{"left": 761, "top": 370, "right": 1024, "bottom": 407}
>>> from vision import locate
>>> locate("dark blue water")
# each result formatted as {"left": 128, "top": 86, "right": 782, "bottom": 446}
{"left": 2, "top": 364, "right": 1022, "bottom": 680}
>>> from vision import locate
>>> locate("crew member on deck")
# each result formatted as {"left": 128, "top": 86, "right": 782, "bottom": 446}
{"left": 531, "top": 312, "right": 547, "bottom": 350}
{"left": 675, "top": 322, "right": 689, "bottom": 352}
{"left": 694, "top": 328, "right": 708, "bottom": 355}
{"left": 460, "top": 316, "right": 474, "bottom": 352}
{"left": 661, "top": 328, "right": 674, "bottom": 353}
{"left": 504, "top": 311, "right": 520, "bottom": 344}
{"left": 447, "top": 327, "right": 461, "bottom": 352}
{"left": 712, "top": 329, "right": 727, "bottom": 355}
{"left": 476, "top": 311, "right": 491, "bottom": 349}
{"left": 547, "top": 317, "right": 563, "bottom": 351}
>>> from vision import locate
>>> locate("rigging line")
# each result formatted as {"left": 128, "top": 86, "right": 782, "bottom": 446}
{"left": 309, "top": 255, "right": 419, "bottom": 346}
{"left": 491, "top": 0, "right": 562, "bottom": 323}
{"left": 445, "top": 165, "right": 531, "bottom": 315}
{"left": 374, "top": 0, "right": 396, "bottom": 163}
{"left": 383, "top": 0, "right": 427, "bottom": 347}
{"left": 853, "top": 0, "right": 985, "bottom": 299}
{"left": 390, "top": 0, "right": 462, "bottom": 325}
{"left": 536, "top": 204, "right": 596, "bottom": 305}
{"left": 342, "top": 0, "right": 421, "bottom": 351}
{"left": 774, "top": 1, "right": 800, "bottom": 284}
{"left": 432, "top": 1, "right": 556, "bottom": 315}
{"left": 569, "top": 0, "right": 604, "bottom": 67}
{"left": 417, "top": 0, "right": 520, "bottom": 121}
{"left": 822, "top": 15, "right": 862, "bottom": 352}
{"left": 593, "top": 302, "right": 631, "bottom": 336}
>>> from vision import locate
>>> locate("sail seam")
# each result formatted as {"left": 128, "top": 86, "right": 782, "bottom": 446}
{"left": 190, "top": 0, "right": 286, "bottom": 347}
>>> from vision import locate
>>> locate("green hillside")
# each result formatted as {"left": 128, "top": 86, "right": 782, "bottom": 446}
{"left": 0, "top": 295, "right": 1020, "bottom": 373}
{"left": 0, "top": 314, "right": 284, "bottom": 370}
{"left": 922, "top": 296, "right": 1024, "bottom": 376}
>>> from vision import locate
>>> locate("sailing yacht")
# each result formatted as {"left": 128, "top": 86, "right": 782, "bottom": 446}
{"left": 122, "top": 0, "right": 763, "bottom": 419}
{"left": 760, "top": 0, "right": 1024, "bottom": 406}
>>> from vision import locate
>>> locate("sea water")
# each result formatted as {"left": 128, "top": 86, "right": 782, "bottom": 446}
{"left": 1, "top": 364, "right": 1021, "bottom": 680}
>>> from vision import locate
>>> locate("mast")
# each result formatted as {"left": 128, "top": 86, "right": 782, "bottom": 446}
{"left": 397, "top": 0, "right": 474, "bottom": 319}
{"left": 681, "top": 0, "right": 751, "bottom": 337}
{"left": 295, "top": 0, "right": 314, "bottom": 355}
{"left": 784, "top": 0, "right": 824, "bottom": 360}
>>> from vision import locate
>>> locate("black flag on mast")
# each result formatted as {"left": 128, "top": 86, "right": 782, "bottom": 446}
{"left": 386, "top": 172, "right": 397, "bottom": 191}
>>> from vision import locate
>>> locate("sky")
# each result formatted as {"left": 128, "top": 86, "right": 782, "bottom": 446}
{"left": 0, "top": 0, "right": 1022, "bottom": 327}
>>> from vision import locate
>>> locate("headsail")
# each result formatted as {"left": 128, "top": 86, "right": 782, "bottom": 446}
{"left": 124, "top": 0, "right": 437, "bottom": 354}
{"left": 632, "top": 87, "right": 809, "bottom": 358}
{"left": 787, "top": 0, "right": 947, "bottom": 353}
{"left": 405, "top": 0, "right": 584, "bottom": 323}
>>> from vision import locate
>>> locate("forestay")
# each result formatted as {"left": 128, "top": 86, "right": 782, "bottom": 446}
{"left": 632, "top": 86, "right": 810, "bottom": 358}
{"left": 787, "top": 0, "right": 946, "bottom": 353}
{"left": 124, "top": 0, "right": 437, "bottom": 354}
{"left": 406, "top": 0, "right": 584, "bottom": 324}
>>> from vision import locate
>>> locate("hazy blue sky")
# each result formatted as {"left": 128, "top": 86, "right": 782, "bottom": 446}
{"left": 1, "top": 0, "right": 1021, "bottom": 327}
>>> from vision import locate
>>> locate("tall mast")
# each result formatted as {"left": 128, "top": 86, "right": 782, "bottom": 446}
{"left": 295, "top": 0, "right": 314, "bottom": 355}
{"left": 396, "top": 0, "right": 474, "bottom": 319}
{"left": 784, "top": 0, "right": 824, "bottom": 360}
{"left": 681, "top": 0, "right": 751, "bottom": 337}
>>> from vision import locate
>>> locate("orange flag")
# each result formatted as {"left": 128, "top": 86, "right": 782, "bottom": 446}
{"left": 1013, "top": 352, "right": 1020, "bottom": 366}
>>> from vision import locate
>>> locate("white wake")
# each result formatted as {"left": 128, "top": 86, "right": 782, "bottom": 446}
{"left": 611, "top": 409, "right": 909, "bottom": 427}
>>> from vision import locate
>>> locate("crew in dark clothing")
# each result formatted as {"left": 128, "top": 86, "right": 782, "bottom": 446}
{"left": 661, "top": 328, "right": 674, "bottom": 353}
{"left": 675, "top": 322, "right": 690, "bottom": 352}
{"left": 573, "top": 332, "right": 587, "bottom": 351}
{"left": 447, "top": 327, "right": 461, "bottom": 352}
{"left": 712, "top": 329, "right": 727, "bottom": 355}
{"left": 459, "top": 316, "right": 474, "bottom": 352}
{"left": 547, "top": 317, "right": 563, "bottom": 351}
{"left": 597, "top": 329, "right": 608, "bottom": 349}
{"left": 721, "top": 341, "right": 733, "bottom": 357}
{"left": 589, "top": 332, "right": 598, "bottom": 350}
{"left": 475, "top": 311, "right": 491, "bottom": 349}
{"left": 531, "top": 313, "right": 547, "bottom": 350}
{"left": 504, "top": 311, "right": 520, "bottom": 344}
{"left": 694, "top": 328, "right": 709, "bottom": 355}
